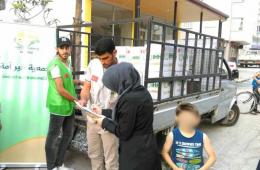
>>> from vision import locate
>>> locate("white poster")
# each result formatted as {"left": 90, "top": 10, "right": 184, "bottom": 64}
{"left": 0, "top": 22, "right": 56, "bottom": 164}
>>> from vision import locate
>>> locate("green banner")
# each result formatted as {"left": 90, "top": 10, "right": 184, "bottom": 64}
{"left": 0, "top": 23, "right": 56, "bottom": 162}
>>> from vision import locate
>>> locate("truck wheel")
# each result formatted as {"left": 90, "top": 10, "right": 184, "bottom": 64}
{"left": 156, "top": 130, "right": 168, "bottom": 152}
{"left": 220, "top": 104, "right": 240, "bottom": 126}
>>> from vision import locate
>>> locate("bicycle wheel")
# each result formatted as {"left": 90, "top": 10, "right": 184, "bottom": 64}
{"left": 236, "top": 91, "right": 257, "bottom": 114}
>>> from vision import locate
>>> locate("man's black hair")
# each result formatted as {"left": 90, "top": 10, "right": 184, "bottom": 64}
{"left": 95, "top": 38, "right": 115, "bottom": 55}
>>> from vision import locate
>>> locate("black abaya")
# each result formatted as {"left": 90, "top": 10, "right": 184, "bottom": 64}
{"left": 102, "top": 86, "right": 162, "bottom": 170}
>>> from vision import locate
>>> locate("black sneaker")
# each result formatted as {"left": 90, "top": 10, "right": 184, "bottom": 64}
{"left": 255, "top": 110, "right": 260, "bottom": 114}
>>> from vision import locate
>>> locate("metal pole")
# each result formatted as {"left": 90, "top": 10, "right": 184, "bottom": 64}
{"left": 173, "top": 1, "right": 178, "bottom": 26}
{"left": 217, "top": 20, "right": 223, "bottom": 50}
{"left": 74, "top": 0, "right": 82, "bottom": 79}
{"left": 218, "top": 19, "right": 222, "bottom": 38}
{"left": 112, "top": 6, "right": 115, "bottom": 37}
{"left": 173, "top": 1, "right": 178, "bottom": 40}
{"left": 134, "top": 0, "right": 140, "bottom": 46}
{"left": 199, "top": 11, "right": 203, "bottom": 39}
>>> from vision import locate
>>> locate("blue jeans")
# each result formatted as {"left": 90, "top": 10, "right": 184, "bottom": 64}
{"left": 45, "top": 113, "right": 75, "bottom": 170}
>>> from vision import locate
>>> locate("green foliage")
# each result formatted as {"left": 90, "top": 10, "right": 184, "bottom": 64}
{"left": 11, "top": 0, "right": 58, "bottom": 25}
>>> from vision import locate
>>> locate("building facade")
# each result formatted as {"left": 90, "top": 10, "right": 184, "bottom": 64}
{"left": 182, "top": 0, "right": 259, "bottom": 61}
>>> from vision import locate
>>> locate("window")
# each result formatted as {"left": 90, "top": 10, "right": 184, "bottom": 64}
{"left": 92, "top": 1, "right": 133, "bottom": 46}
{"left": 231, "top": 18, "right": 244, "bottom": 31}
{"left": 182, "top": 22, "right": 193, "bottom": 30}
{"left": 257, "top": 26, "right": 260, "bottom": 34}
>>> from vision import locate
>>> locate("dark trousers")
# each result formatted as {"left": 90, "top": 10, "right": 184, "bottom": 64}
{"left": 45, "top": 113, "right": 75, "bottom": 170}
{"left": 257, "top": 160, "right": 260, "bottom": 170}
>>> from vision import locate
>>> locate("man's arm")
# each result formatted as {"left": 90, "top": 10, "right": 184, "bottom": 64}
{"left": 54, "top": 78, "right": 77, "bottom": 101}
{"left": 79, "top": 81, "right": 91, "bottom": 106}
{"left": 161, "top": 132, "right": 183, "bottom": 170}
{"left": 199, "top": 134, "right": 216, "bottom": 170}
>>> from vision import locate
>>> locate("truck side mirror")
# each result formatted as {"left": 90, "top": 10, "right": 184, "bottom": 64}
{"left": 231, "top": 70, "right": 239, "bottom": 79}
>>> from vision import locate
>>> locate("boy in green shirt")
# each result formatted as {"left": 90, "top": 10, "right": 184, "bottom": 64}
{"left": 45, "top": 37, "right": 77, "bottom": 170}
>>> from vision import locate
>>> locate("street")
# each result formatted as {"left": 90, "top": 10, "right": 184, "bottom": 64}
{"left": 200, "top": 114, "right": 260, "bottom": 170}
{"left": 201, "top": 67, "right": 260, "bottom": 170}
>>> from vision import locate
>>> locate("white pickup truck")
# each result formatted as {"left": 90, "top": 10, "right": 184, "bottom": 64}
{"left": 63, "top": 20, "right": 239, "bottom": 153}
{"left": 238, "top": 50, "right": 260, "bottom": 67}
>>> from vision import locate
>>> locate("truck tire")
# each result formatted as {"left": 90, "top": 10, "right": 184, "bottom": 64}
{"left": 220, "top": 104, "right": 240, "bottom": 126}
{"left": 156, "top": 131, "right": 168, "bottom": 152}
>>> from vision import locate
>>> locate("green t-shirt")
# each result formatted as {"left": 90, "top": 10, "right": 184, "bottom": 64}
{"left": 46, "top": 57, "right": 76, "bottom": 116}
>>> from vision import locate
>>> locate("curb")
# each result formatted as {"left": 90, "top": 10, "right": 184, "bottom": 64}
{"left": 235, "top": 78, "right": 250, "bottom": 83}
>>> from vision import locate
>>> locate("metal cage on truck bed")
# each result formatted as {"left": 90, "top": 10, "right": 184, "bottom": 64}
{"left": 144, "top": 20, "right": 224, "bottom": 104}
{"left": 57, "top": 18, "right": 225, "bottom": 105}
{"left": 57, "top": 18, "right": 227, "bottom": 153}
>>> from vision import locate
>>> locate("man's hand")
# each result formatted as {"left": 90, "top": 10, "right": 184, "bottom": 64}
{"left": 78, "top": 99, "right": 87, "bottom": 107}
{"left": 92, "top": 104, "right": 102, "bottom": 115}
{"left": 80, "top": 81, "right": 91, "bottom": 106}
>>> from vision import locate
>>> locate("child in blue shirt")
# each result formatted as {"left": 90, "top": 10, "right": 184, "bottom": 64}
{"left": 252, "top": 72, "right": 260, "bottom": 92}
{"left": 252, "top": 72, "right": 260, "bottom": 113}
{"left": 162, "top": 103, "right": 216, "bottom": 170}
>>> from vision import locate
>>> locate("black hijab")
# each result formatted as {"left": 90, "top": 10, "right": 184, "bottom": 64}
{"left": 102, "top": 62, "right": 141, "bottom": 119}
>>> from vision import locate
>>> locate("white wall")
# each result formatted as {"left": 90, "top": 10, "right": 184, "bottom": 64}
{"left": 184, "top": 0, "right": 259, "bottom": 44}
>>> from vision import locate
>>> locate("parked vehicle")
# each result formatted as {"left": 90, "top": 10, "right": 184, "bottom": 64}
{"left": 60, "top": 19, "right": 239, "bottom": 153}
{"left": 238, "top": 50, "right": 260, "bottom": 67}
{"left": 228, "top": 61, "right": 239, "bottom": 79}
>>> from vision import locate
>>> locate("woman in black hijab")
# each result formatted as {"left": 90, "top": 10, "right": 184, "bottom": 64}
{"left": 93, "top": 62, "right": 162, "bottom": 170}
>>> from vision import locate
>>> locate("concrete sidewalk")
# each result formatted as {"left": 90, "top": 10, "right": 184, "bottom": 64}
{"left": 235, "top": 78, "right": 250, "bottom": 83}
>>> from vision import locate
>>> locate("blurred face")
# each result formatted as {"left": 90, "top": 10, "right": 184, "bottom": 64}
{"left": 98, "top": 50, "right": 117, "bottom": 69}
{"left": 256, "top": 72, "right": 260, "bottom": 78}
{"left": 57, "top": 45, "right": 71, "bottom": 60}
{"left": 176, "top": 111, "right": 200, "bottom": 129}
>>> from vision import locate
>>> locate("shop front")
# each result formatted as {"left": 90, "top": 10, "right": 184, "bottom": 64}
{"left": 90, "top": 0, "right": 228, "bottom": 46}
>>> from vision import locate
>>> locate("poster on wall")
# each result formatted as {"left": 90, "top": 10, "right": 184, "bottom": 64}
{"left": 0, "top": 22, "right": 56, "bottom": 164}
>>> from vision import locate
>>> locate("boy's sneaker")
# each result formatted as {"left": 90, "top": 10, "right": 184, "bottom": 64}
{"left": 58, "top": 164, "right": 74, "bottom": 170}
{"left": 52, "top": 168, "right": 58, "bottom": 170}
{"left": 255, "top": 110, "right": 260, "bottom": 114}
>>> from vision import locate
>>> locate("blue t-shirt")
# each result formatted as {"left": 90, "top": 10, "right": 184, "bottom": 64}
{"left": 252, "top": 77, "right": 260, "bottom": 90}
{"left": 171, "top": 128, "right": 204, "bottom": 170}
